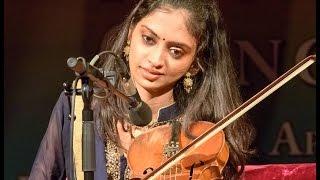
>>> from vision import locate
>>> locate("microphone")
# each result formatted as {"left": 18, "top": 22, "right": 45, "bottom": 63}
{"left": 67, "top": 57, "right": 104, "bottom": 79}
{"left": 67, "top": 56, "right": 152, "bottom": 126}
{"left": 124, "top": 79, "right": 152, "bottom": 126}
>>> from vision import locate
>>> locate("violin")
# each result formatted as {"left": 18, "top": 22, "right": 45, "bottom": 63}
{"left": 127, "top": 121, "right": 229, "bottom": 179}
{"left": 125, "top": 55, "right": 316, "bottom": 180}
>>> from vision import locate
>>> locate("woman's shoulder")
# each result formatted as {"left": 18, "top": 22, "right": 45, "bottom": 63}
{"left": 47, "top": 91, "right": 72, "bottom": 125}
{"left": 52, "top": 91, "right": 70, "bottom": 111}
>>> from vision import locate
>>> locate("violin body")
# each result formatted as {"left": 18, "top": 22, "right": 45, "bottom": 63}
{"left": 127, "top": 121, "right": 229, "bottom": 179}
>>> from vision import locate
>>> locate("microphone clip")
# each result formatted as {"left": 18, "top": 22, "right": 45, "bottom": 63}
{"left": 63, "top": 81, "right": 82, "bottom": 96}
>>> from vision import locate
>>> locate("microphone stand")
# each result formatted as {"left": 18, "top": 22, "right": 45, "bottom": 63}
{"left": 65, "top": 52, "right": 122, "bottom": 180}
{"left": 81, "top": 76, "right": 95, "bottom": 180}
{"left": 64, "top": 76, "right": 95, "bottom": 180}
{"left": 65, "top": 51, "right": 151, "bottom": 180}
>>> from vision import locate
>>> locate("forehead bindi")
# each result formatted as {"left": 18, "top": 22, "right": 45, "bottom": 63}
{"left": 136, "top": 8, "right": 197, "bottom": 48}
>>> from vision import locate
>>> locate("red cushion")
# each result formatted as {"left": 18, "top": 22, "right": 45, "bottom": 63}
{"left": 242, "top": 163, "right": 316, "bottom": 180}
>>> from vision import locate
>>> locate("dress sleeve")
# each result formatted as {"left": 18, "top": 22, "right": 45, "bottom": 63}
{"left": 29, "top": 93, "right": 69, "bottom": 180}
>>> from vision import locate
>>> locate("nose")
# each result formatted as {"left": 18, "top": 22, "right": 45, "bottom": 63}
{"left": 148, "top": 46, "right": 165, "bottom": 69}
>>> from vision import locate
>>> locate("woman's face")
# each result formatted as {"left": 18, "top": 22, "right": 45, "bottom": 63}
{"left": 128, "top": 7, "right": 197, "bottom": 95}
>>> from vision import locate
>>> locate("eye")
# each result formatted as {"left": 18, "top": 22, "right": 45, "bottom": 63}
{"left": 169, "top": 48, "right": 184, "bottom": 59}
{"left": 142, "top": 35, "right": 155, "bottom": 45}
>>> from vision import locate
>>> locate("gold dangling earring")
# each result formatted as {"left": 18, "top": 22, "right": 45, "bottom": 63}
{"left": 123, "top": 40, "right": 131, "bottom": 61}
{"left": 183, "top": 72, "right": 193, "bottom": 94}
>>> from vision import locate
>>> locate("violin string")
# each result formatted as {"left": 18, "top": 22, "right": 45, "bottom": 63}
{"left": 163, "top": 157, "right": 167, "bottom": 180}
{"left": 169, "top": 164, "right": 172, "bottom": 179}
{"left": 164, "top": 168, "right": 167, "bottom": 180}
{"left": 165, "top": 156, "right": 168, "bottom": 180}
{"left": 174, "top": 165, "right": 178, "bottom": 180}
{"left": 161, "top": 155, "right": 165, "bottom": 180}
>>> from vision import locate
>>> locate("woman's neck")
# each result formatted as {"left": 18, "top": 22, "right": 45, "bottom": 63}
{"left": 137, "top": 87, "right": 175, "bottom": 121}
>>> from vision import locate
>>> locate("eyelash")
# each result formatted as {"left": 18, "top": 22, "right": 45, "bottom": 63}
{"left": 142, "top": 34, "right": 185, "bottom": 59}
{"left": 142, "top": 35, "right": 155, "bottom": 45}
{"left": 169, "top": 48, "right": 184, "bottom": 59}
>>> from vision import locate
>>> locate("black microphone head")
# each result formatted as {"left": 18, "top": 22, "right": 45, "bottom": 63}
{"left": 67, "top": 57, "right": 78, "bottom": 68}
{"left": 129, "top": 101, "right": 152, "bottom": 126}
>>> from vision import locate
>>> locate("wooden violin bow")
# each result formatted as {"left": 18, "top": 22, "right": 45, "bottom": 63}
{"left": 143, "top": 54, "right": 316, "bottom": 180}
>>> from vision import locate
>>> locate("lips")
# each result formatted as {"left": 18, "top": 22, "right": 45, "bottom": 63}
{"left": 139, "top": 66, "right": 164, "bottom": 81}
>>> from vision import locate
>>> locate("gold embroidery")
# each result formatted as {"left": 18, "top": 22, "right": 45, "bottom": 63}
{"left": 125, "top": 164, "right": 130, "bottom": 179}
{"left": 105, "top": 138, "right": 130, "bottom": 179}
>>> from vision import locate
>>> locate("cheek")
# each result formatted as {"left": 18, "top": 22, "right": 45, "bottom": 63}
{"left": 167, "top": 62, "right": 191, "bottom": 79}
{"left": 128, "top": 42, "right": 147, "bottom": 66}
{"left": 166, "top": 54, "right": 196, "bottom": 79}
{"left": 128, "top": 49, "right": 139, "bottom": 71}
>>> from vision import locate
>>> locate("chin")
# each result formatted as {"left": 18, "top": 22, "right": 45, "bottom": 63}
{"left": 139, "top": 80, "right": 163, "bottom": 91}
{"left": 138, "top": 79, "right": 174, "bottom": 95}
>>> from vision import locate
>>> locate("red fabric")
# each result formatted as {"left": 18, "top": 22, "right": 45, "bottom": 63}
{"left": 242, "top": 163, "right": 316, "bottom": 180}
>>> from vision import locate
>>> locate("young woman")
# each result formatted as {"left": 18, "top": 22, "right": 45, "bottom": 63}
{"left": 30, "top": 0, "right": 255, "bottom": 179}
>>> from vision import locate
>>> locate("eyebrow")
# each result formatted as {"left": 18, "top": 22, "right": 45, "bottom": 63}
{"left": 141, "top": 25, "right": 192, "bottom": 52}
{"left": 141, "top": 25, "right": 160, "bottom": 39}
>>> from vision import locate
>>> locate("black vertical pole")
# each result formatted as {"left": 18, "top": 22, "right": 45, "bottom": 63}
{"left": 81, "top": 77, "right": 95, "bottom": 180}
